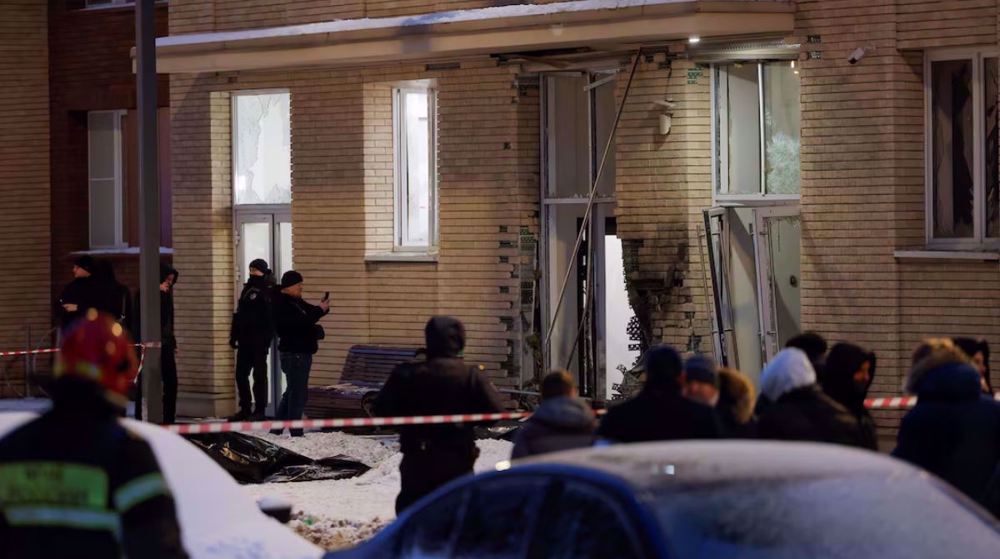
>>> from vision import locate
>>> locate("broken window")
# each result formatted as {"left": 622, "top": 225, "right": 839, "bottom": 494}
{"left": 233, "top": 92, "right": 292, "bottom": 206}
{"left": 394, "top": 87, "right": 437, "bottom": 249}
{"left": 714, "top": 61, "right": 800, "bottom": 197}
{"left": 927, "top": 50, "right": 1000, "bottom": 246}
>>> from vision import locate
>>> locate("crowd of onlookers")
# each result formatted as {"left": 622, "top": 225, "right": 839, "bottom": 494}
{"left": 511, "top": 332, "right": 1000, "bottom": 519}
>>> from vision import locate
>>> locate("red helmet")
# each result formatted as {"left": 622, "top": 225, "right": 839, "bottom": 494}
{"left": 55, "top": 310, "right": 138, "bottom": 406}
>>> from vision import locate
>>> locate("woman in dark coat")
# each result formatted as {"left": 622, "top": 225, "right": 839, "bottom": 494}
{"left": 893, "top": 339, "right": 1000, "bottom": 518}
{"left": 757, "top": 348, "right": 868, "bottom": 448}
{"left": 820, "top": 343, "right": 878, "bottom": 450}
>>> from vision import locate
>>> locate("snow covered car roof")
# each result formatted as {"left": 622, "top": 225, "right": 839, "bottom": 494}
{"left": 515, "top": 440, "right": 921, "bottom": 489}
{"left": 0, "top": 412, "right": 322, "bottom": 559}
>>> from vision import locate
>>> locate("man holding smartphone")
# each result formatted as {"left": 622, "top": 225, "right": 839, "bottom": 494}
{"left": 272, "top": 271, "right": 329, "bottom": 436}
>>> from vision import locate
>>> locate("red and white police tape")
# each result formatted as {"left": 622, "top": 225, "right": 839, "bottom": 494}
{"left": 164, "top": 411, "right": 535, "bottom": 435}
{"left": 162, "top": 395, "right": 931, "bottom": 435}
{"left": 0, "top": 342, "right": 162, "bottom": 358}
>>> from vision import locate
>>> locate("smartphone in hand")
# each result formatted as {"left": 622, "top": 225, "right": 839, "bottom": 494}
{"left": 323, "top": 291, "right": 330, "bottom": 301}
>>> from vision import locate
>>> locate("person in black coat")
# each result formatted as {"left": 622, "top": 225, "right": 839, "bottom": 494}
{"left": 228, "top": 259, "right": 275, "bottom": 421}
{"left": 820, "top": 342, "right": 879, "bottom": 450}
{"left": 893, "top": 339, "right": 1000, "bottom": 518}
{"left": 757, "top": 348, "right": 869, "bottom": 448}
{"left": 272, "top": 270, "right": 329, "bottom": 436}
{"left": 55, "top": 256, "right": 100, "bottom": 333}
{"left": 511, "top": 370, "right": 596, "bottom": 460}
{"left": 596, "top": 344, "right": 722, "bottom": 443}
{"left": 94, "top": 260, "right": 133, "bottom": 329}
{"left": 374, "top": 316, "right": 505, "bottom": 513}
{"left": 134, "top": 263, "right": 180, "bottom": 424}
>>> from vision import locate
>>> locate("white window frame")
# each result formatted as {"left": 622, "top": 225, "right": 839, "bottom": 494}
{"left": 392, "top": 85, "right": 438, "bottom": 250}
{"left": 231, "top": 89, "right": 292, "bottom": 207}
{"left": 711, "top": 61, "right": 801, "bottom": 205}
{"left": 924, "top": 47, "right": 1000, "bottom": 250}
{"left": 87, "top": 110, "right": 126, "bottom": 249}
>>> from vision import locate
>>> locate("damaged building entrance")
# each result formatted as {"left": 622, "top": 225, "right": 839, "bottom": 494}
{"left": 541, "top": 71, "right": 640, "bottom": 402}
{"left": 704, "top": 206, "right": 801, "bottom": 382}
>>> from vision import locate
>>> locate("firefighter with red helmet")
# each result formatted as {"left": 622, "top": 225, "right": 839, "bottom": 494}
{"left": 0, "top": 310, "right": 188, "bottom": 559}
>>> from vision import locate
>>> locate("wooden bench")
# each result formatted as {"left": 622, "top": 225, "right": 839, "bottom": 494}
{"left": 305, "top": 345, "right": 423, "bottom": 419}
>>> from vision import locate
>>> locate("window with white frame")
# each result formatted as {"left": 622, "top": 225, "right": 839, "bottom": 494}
{"left": 88, "top": 110, "right": 125, "bottom": 248}
{"left": 714, "top": 61, "right": 801, "bottom": 198}
{"left": 233, "top": 92, "right": 292, "bottom": 205}
{"left": 393, "top": 86, "right": 438, "bottom": 249}
{"left": 926, "top": 50, "right": 999, "bottom": 247}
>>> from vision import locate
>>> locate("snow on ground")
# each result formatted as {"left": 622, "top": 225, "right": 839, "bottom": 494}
{"left": 244, "top": 433, "right": 514, "bottom": 550}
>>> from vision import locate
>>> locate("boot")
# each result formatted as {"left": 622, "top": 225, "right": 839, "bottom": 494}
{"left": 227, "top": 409, "right": 251, "bottom": 422}
{"left": 250, "top": 409, "right": 266, "bottom": 421}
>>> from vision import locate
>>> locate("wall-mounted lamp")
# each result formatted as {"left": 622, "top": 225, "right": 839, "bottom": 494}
{"left": 654, "top": 99, "right": 677, "bottom": 135}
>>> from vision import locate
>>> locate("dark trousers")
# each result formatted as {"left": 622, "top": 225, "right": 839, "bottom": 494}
{"left": 162, "top": 346, "right": 177, "bottom": 424}
{"left": 135, "top": 346, "right": 178, "bottom": 424}
{"left": 235, "top": 344, "right": 269, "bottom": 413}
{"left": 396, "top": 445, "right": 477, "bottom": 513}
{"left": 276, "top": 353, "right": 311, "bottom": 437}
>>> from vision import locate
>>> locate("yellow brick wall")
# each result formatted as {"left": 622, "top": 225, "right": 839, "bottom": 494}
{"left": 170, "top": 60, "right": 530, "bottom": 415}
{"left": 0, "top": 1, "right": 50, "bottom": 396}
{"left": 615, "top": 55, "right": 715, "bottom": 355}
{"left": 797, "top": 0, "right": 1000, "bottom": 437}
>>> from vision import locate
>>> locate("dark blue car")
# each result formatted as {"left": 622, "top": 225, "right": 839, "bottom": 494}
{"left": 326, "top": 441, "right": 1000, "bottom": 558}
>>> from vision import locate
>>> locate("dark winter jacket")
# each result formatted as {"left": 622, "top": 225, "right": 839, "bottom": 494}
{"left": 0, "top": 380, "right": 188, "bottom": 559}
{"left": 758, "top": 348, "right": 870, "bottom": 448}
{"left": 230, "top": 275, "right": 275, "bottom": 347}
{"left": 56, "top": 276, "right": 99, "bottom": 332}
{"left": 273, "top": 293, "right": 326, "bottom": 355}
{"left": 893, "top": 360, "right": 1000, "bottom": 516}
{"left": 94, "top": 261, "right": 133, "bottom": 328}
{"left": 511, "top": 396, "right": 596, "bottom": 459}
{"left": 758, "top": 386, "right": 870, "bottom": 448}
{"left": 374, "top": 317, "right": 505, "bottom": 454}
{"left": 820, "top": 343, "right": 879, "bottom": 450}
{"left": 134, "top": 264, "right": 179, "bottom": 349}
{"left": 597, "top": 388, "right": 722, "bottom": 443}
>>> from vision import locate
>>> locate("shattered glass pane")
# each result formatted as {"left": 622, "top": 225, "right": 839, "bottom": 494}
{"left": 234, "top": 93, "right": 292, "bottom": 205}
{"left": 764, "top": 63, "right": 801, "bottom": 195}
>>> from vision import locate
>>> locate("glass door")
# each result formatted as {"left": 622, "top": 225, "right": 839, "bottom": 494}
{"left": 754, "top": 206, "right": 801, "bottom": 360}
{"left": 235, "top": 208, "right": 292, "bottom": 416}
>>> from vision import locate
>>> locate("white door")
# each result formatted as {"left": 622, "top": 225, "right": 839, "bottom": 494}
{"left": 235, "top": 208, "right": 292, "bottom": 416}
{"left": 754, "top": 206, "right": 802, "bottom": 361}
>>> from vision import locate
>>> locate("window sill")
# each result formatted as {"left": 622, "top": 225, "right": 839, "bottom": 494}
{"left": 72, "top": 247, "right": 174, "bottom": 257}
{"left": 893, "top": 250, "right": 1000, "bottom": 262}
{"left": 364, "top": 252, "right": 438, "bottom": 263}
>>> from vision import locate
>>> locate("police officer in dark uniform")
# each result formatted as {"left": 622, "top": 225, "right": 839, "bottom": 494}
{"left": 56, "top": 255, "right": 100, "bottom": 334}
{"left": 0, "top": 311, "right": 187, "bottom": 559}
{"left": 229, "top": 259, "right": 275, "bottom": 421}
{"left": 374, "top": 316, "right": 505, "bottom": 513}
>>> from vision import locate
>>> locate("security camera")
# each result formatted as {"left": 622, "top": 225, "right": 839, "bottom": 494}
{"left": 848, "top": 46, "right": 873, "bottom": 65}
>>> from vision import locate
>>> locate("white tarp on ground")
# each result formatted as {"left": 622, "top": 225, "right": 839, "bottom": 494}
{"left": 0, "top": 412, "right": 322, "bottom": 559}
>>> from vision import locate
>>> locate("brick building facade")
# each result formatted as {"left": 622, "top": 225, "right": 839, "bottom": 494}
{"left": 0, "top": 1, "right": 169, "bottom": 397}
{"left": 2, "top": 1, "right": 999, "bottom": 435}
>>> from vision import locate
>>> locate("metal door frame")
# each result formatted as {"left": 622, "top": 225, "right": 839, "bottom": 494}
{"left": 753, "top": 204, "right": 800, "bottom": 361}
{"left": 234, "top": 205, "right": 291, "bottom": 416}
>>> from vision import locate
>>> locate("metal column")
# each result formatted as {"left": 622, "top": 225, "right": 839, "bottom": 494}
{"left": 136, "top": 0, "right": 162, "bottom": 423}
